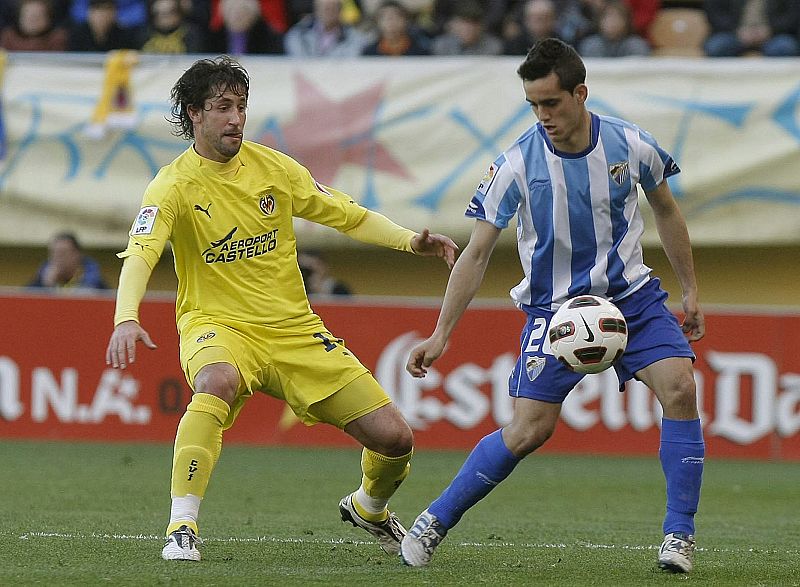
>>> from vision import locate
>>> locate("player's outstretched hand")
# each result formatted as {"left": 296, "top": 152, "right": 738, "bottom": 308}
{"left": 105, "top": 320, "right": 157, "bottom": 369}
{"left": 411, "top": 229, "right": 458, "bottom": 269}
{"left": 406, "top": 336, "right": 447, "bottom": 378}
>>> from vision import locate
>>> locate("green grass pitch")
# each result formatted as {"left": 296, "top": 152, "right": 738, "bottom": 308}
{"left": 1, "top": 439, "right": 798, "bottom": 586}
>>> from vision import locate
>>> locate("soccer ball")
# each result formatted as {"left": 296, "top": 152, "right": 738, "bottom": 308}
{"left": 548, "top": 295, "right": 628, "bottom": 374}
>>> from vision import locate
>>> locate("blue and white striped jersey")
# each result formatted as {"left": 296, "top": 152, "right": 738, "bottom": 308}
{"left": 466, "top": 112, "right": 680, "bottom": 311}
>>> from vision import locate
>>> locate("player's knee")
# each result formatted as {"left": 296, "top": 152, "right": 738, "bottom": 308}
{"left": 660, "top": 370, "right": 699, "bottom": 419}
{"left": 504, "top": 423, "right": 554, "bottom": 457}
{"left": 194, "top": 364, "right": 239, "bottom": 406}
{"left": 382, "top": 419, "right": 414, "bottom": 457}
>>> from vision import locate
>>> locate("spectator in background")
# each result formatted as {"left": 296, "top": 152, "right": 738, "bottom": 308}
{"left": 29, "top": 232, "right": 108, "bottom": 290}
{"left": 208, "top": 0, "right": 289, "bottom": 33}
{"left": 359, "top": 0, "right": 433, "bottom": 30}
{"left": 554, "top": 0, "right": 604, "bottom": 45}
{"left": 284, "top": 0, "right": 366, "bottom": 56}
{"left": 578, "top": 0, "right": 650, "bottom": 56}
{"left": 432, "top": 0, "right": 507, "bottom": 37}
{"left": 703, "top": 0, "right": 799, "bottom": 57}
{"left": 625, "top": 0, "right": 659, "bottom": 40}
{"left": 287, "top": 0, "right": 363, "bottom": 27}
{"left": 204, "top": 0, "right": 283, "bottom": 54}
{"left": 140, "top": 0, "right": 206, "bottom": 53}
{"left": 298, "top": 250, "right": 353, "bottom": 296}
{"left": 362, "top": 0, "right": 430, "bottom": 55}
{"left": 69, "top": 0, "right": 145, "bottom": 51}
{"left": 70, "top": 0, "right": 148, "bottom": 29}
{"left": 0, "top": 0, "right": 69, "bottom": 51}
{"left": 503, "top": 0, "right": 562, "bottom": 55}
{"left": 432, "top": 1, "right": 503, "bottom": 55}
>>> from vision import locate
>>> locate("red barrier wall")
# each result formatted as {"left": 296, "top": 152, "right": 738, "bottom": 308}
{"left": 1, "top": 293, "right": 799, "bottom": 459}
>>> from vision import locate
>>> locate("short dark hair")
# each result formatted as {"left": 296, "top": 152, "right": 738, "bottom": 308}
{"left": 168, "top": 55, "right": 250, "bottom": 140}
{"left": 51, "top": 232, "right": 82, "bottom": 251}
{"left": 516, "top": 38, "right": 586, "bottom": 93}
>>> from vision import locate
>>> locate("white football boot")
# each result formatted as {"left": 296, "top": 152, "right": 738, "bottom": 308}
{"left": 161, "top": 525, "right": 202, "bottom": 561}
{"left": 339, "top": 492, "right": 407, "bottom": 555}
{"left": 658, "top": 532, "right": 695, "bottom": 573}
{"left": 399, "top": 509, "right": 448, "bottom": 567}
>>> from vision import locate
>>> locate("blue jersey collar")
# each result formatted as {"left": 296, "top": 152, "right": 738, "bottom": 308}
{"left": 538, "top": 112, "right": 600, "bottom": 159}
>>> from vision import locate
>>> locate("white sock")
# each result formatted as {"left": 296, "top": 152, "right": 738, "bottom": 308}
{"left": 170, "top": 494, "right": 202, "bottom": 528}
{"left": 355, "top": 486, "right": 388, "bottom": 515}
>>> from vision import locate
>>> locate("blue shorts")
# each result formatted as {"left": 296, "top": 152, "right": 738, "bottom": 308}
{"left": 508, "top": 278, "right": 695, "bottom": 403}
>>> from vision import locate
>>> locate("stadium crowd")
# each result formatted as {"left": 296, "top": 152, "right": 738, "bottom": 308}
{"left": 0, "top": 0, "right": 798, "bottom": 58}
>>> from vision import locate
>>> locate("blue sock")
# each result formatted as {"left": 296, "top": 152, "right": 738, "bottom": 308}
{"left": 660, "top": 418, "right": 704, "bottom": 535}
{"left": 428, "top": 430, "right": 521, "bottom": 529}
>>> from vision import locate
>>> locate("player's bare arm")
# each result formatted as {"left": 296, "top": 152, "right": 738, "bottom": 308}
{"left": 410, "top": 228, "right": 458, "bottom": 269}
{"left": 645, "top": 181, "right": 705, "bottom": 342}
{"left": 106, "top": 320, "right": 157, "bottom": 369}
{"left": 407, "top": 220, "right": 501, "bottom": 378}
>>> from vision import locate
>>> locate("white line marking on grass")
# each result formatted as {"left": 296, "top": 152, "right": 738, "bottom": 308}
{"left": 16, "top": 532, "right": 800, "bottom": 555}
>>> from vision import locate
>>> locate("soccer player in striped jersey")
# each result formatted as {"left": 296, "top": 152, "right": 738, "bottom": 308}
{"left": 104, "top": 56, "right": 457, "bottom": 562}
{"left": 401, "top": 38, "right": 705, "bottom": 574}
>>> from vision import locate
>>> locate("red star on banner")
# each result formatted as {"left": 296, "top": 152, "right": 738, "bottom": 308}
{"left": 260, "top": 74, "right": 412, "bottom": 184}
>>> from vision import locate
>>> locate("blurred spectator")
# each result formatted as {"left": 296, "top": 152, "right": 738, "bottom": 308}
{"left": 0, "top": 0, "right": 69, "bottom": 51}
{"left": 297, "top": 250, "right": 352, "bottom": 296}
{"left": 287, "top": 0, "right": 362, "bottom": 26}
{"left": 70, "top": 0, "right": 148, "bottom": 29}
{"left": 140, "top": 0, "right": 206, "bottom": 52}
{"left": 29, "top": 233, "right": 108, "bottom": 290}
{"left": 431, "top": 1, "right": 503, "bottom": 55}
{"left": 209, "top": 0, "right": 288, "bottom": 33}
{"left": 578, "top": 0, "right": 650, "bottom": 56}
{"left": 625, "top": 0, "right": 659, "bottom": 39}
{"left": 205, "top": 0, "right": 283, "bottom": 54}
{"left": 284, "top": 0, "right": 366, "bottom": 56}
{"left": 432, "top": 0, "right": 507, "bottom": 37}
{"left": 553, "top": 0, "right": 603, "bottom": 45}
{"left": 359, "top": 0, "right": 432, "bottom": 28}
{"left": 362, "top": 0, "right": 430, "bottom": 55}
{"left": 703, "top": 0, "right": 799, "bottom": 57}
{"left": 287, "top": 0, "right": 316, "bottom": 25}
{"left": 69, "top": 0, "right": 145, "bottom": 50}
{"left": 503, "top": 0, "right": 562, "bottom": 55}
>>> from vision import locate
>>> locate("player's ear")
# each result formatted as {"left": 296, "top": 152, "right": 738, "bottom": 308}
{"left": 187, "top": 104, "right": 202, "bottom": 124}
{"left": 574, "top": 83, "right": 588, "bottom": 104}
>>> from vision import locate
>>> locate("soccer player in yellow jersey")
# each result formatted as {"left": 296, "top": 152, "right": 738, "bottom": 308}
{"left": 104, "top": 55, "right": 457, "bottom": 561}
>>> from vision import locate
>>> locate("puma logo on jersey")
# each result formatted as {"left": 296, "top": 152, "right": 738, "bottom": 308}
{"left": 194, "top": 203, "right": 212, "bottom": 218}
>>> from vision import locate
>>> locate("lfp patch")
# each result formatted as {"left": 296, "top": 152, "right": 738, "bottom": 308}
{"left": 477, "top": 163, "right": 496, "bottom": 195}
{"left": 131, "top": 206, "right": 158, "bottom": 235}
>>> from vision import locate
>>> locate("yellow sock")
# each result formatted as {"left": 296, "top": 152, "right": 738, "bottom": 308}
{"left": 170, "top": 393, "right": 229, "bottom": 501}
{"left": 353, "top": 448, "right": 412, "bottom": 522}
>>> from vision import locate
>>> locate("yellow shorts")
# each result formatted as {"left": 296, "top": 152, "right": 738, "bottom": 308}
{"left": 179, "top": 315, "right": 386, "bottom": 428}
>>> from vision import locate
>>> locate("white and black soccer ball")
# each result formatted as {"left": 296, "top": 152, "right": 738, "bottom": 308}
{"left": 548, "top": 295, "right": 628, "bottom": 375}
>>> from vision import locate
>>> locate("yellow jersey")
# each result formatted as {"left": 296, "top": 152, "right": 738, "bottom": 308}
{"left": 119, "top": 141, "right": 367, "bottom": 329}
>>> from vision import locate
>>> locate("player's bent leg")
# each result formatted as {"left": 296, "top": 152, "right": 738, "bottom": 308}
{"left": 311, "top": 376, "right": 413, "bottom": 555}
{"left": 401, "top": 399, "right": 560, "bottom": 567}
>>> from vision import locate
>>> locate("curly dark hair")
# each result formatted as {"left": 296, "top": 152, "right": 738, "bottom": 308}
{"left": 168, "top": 56, "right": 250, "bottom": 140}
{"left": 516, "top": 38, "right": 586, "bottom": 93}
